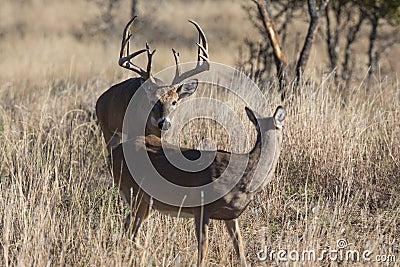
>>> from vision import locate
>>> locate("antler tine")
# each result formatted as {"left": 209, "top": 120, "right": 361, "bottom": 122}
{"left": 118, "top": 16, "right": 153, "bottom": 80}
{"left": 119, "top": 16, "right": 136, "bottom": 59}
{"left": 172, "top": 48, "right": 181, "bottom": 79}
{"left": 188, "top": 20, "right": 209, "bottom": 62}
{"left": 171, "top": 21, "right": 210, "bottom": 84}
{"left": 145, "top": 42, "right": 156, "bottom": 81}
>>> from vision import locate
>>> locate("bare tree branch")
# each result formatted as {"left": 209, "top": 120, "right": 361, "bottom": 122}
{"left": 252, "top": 0, "right": 288, "bottom": 94}
{"left": 325, "top": 2, "right": 343, "bottom": 71}
{"left": 342, "top": 8, "right": 365, "bottom": 82}
{"left": 295, "top": 0, "right": 330, "bottom": 87}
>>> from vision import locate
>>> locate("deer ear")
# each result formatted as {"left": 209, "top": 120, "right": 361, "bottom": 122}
{"left": 273, "top": 106, "right": 285, "bottom": 129}
{"left": 177, "top": 79, "right": 198, "bottom": 99}
{"left": 245, "top": 107, "right": 258, "bottom": 127}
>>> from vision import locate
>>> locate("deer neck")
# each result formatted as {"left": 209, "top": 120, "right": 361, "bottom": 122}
{"left": 241, "top": 117, "right": 279, "bottom": 194}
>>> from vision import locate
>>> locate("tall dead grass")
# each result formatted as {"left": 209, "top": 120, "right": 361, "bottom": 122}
{"left": 0, "top": 68, "right": 398, "bottom": 266}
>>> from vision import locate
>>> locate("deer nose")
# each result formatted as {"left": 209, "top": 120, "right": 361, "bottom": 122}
{"left": 158, "top": 118, "right": 171, "bottom": 131}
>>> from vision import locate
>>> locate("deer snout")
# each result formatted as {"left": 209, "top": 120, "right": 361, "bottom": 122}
{"left": 158, "top": 118, "right": 171, "bottom": 131}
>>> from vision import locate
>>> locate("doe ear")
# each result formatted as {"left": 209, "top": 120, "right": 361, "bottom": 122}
{"left": 177, "top": 79, "right": 198, "bottom": 99}
{"left": 245, "top": 107, "right": 258, "bottom": 127}
{"left": 273, "top": 106, "right": 285, "bottom": 129}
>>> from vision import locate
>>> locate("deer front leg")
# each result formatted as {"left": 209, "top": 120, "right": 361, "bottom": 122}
{"left": 225, "top": 219, "right": 247, "bottom": 266}
{"left": 194, "top": 211, "right": 210, "bottom": 267}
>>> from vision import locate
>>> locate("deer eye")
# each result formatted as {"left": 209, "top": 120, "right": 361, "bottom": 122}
{"left": 172, "top": 100, "right": 177, "bottom": 106}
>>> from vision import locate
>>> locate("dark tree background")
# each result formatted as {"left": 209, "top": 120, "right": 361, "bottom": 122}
{"left": 240, "top": 0, "right": 400, "bottom": 98}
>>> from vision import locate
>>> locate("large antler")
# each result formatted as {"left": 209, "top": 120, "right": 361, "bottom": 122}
{"left": 118, "top": 16, "right": 156, "bottom": 80}
{"left": 171, "top": 20, "right": 210, "bottom": 84}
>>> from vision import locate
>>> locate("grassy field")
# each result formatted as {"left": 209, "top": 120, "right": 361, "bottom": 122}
{"left": 1, "top": 0, "right": 399, "bottom": 266}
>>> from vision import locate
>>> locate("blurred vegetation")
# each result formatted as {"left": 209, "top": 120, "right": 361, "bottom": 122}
{"left": 358, "top": 0, "right": 400, "bottom": 24}
{"left": 239, "top": 0, "right": 400, "bottom": 97}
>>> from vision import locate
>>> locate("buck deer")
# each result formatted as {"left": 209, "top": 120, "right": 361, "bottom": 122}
{"left": 96, "top": 16, "right": 209, "bottom": 151}
{"left": 110, "top": 106, "right": 286, "bottom": 266}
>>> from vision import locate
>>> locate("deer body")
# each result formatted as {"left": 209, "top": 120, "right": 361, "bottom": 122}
{"left": 96, "top": 77, "right": 151, "bottom": 148}
{"left": 110, "top": 106, "right": 286, "bottom": 266}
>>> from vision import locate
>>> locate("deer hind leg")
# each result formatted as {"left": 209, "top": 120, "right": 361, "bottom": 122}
{"left": 125, "top": 198, "right": 150, "bottom": 245}
{"left": 225, "top": 219, "right": 247, "bottom": 266}
{"left": 194, "top": 211, "right": 210, "bottom": 267}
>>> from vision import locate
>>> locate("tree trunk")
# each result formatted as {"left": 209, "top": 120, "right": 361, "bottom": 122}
{"left": 368, "top": 13, "right": 379, "bottom": 78}
{"left": 325, "top": 3, "right": 341, "bottom": 72}
{"left": 295, "top": 0, "right": 330, "bottom": 88}
{"left": 342, "top": 9, "right": 365, "bottom": 83}
{"left": 253, "top": 0, "right": 288, "bottom": 97}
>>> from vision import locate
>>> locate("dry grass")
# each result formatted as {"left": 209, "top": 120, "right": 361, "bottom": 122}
{"left": 1, "top": 0, "right": 399, "bottom": 266}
